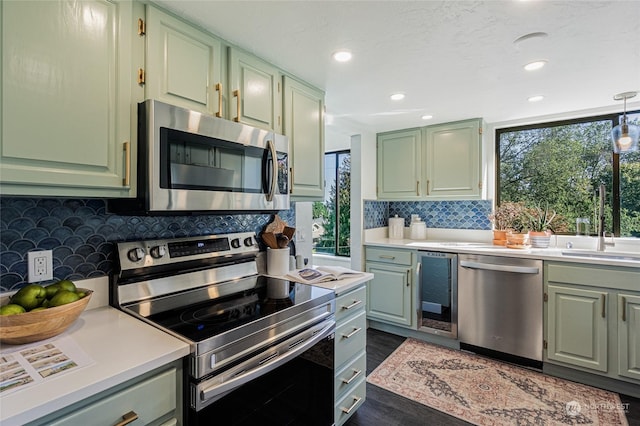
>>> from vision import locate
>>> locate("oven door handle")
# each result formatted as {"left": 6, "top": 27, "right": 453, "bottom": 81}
{"left": 266, "top": 139, "right": 277, "bottom": 202}
{"left": 199, "top": 320, "right": 334, "bottom": 403}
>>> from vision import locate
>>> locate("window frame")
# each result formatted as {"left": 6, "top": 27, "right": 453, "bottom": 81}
{"left": 495, "top": 110, "right": 639, "bottom": 236}
{"left": 315, "top": 149, "right": 351, "bottom": 257}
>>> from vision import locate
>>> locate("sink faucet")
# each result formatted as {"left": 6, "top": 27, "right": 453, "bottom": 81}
{"left": 597, "top": 183, "right": 615, "bottom": 251}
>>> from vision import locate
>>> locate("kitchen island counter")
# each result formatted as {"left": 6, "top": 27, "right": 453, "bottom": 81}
{"left": 0, "top": 306, "right": 190, "bottom": 426}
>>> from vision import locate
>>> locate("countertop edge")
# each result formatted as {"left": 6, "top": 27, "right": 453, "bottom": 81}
{"left": 364, "top": 239, "right": 640, "bottom": 269}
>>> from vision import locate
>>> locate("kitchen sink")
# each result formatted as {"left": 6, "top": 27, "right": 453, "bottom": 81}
{"left": 561, "top": 249, "right": 640, "bottom": 262}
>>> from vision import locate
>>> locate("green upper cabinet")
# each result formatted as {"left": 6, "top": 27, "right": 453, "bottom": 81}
{"left": 377, "top": 128, "right": 423, "bottom": 199}
{"left": 423, "top": 118, "right": 482, "bottom": 198}
{"left": 283, "top": 76, "right": 325, "bottom": 199}
{"left": 376, "top": 119, "right": 482, "bottom": 200}
{"left": 228, "top": 48, "right": 282, "bottom": 133}
{"left": 145, "top": 5, "right": 223, "bottom": 118}
{"left": 1, "top": 0, "right": 136, "bottom": 197}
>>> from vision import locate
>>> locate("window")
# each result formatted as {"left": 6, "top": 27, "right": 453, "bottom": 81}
{"left": 496, "top": 111, "right": 640, "bottom": 237}
{"left": 312, "top": 151, "right": 351, "bottom": 256}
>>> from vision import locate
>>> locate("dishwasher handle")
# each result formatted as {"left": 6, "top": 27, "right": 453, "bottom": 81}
{"left": 459, "top": 260, "right": 540, "bottom": 274}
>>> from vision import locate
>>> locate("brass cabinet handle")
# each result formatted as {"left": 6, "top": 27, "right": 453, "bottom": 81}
{"left": 122, "top": 141, "right": 130, "bottom": 187}
{"left": 378, "top": 255, "right": 395, "bottom": 260}
{"left": 342, "top": 327, "right": 362, "bottom": 339}
{"left": 341, "top": 368, "right": 362, "bottom": 385}
{"left": 601, "top": 294, "right": 606, "bottom": 318}
{"left": 416, "top": 180, "right": 420, "bottom": 196}
{"left": 341, "top": 300, "right": 363, "bottom": 311}
{"left": 341, "top": 396, "right": 362, "bottom": 414}
{"left": 426, "top": 179, "right": 430, "bottom": 195}
{"left": 406, "top": 270, "right": 410, "bottom": 286}
{"left": 114, "top": 411, "right": 138, "bottom": 426}
{"left": 233, "top": 89, "right": 241, "bottom": 122}
{"left": 621, "top": 296, "right": 627, "bottom": 322}
{"left": 215, "top": 83, "right": 223, "bottom": 117}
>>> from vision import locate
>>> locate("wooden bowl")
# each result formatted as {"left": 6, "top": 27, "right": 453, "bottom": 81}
{"left": 0, "top": 289, "right": 92, "bottom": 345}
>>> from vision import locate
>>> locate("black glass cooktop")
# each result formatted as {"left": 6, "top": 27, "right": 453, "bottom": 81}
{"left": 144, "top": 276, "right": 333, "bottom": 342}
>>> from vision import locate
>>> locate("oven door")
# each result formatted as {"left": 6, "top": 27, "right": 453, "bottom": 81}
{"left": 187, "top": 318, "right": 335, "bottom": 426}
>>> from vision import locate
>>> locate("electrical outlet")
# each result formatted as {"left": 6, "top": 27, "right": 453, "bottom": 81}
{"left": 28, "top": 250, "right": 53, "bottom": 283}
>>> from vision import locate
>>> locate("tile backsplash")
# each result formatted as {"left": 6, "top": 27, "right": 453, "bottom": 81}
{"left": 0, "top": 198, "right": 294, "bottom": 292}
{"left": 364, "top": 199, "right": 492, "bottom": 230}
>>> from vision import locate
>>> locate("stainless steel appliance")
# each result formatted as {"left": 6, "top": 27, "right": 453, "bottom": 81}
{"left": 458, "top": 254, "right": 543, "bottom": 367}
{"left": 108, "top": 100, "right": 289, "bottom": 214}
{"left": 111, "top": 232, "right": 335, "bottom": 425}
{"left": 416, "top": 251, "right": 458, "bottom": 339}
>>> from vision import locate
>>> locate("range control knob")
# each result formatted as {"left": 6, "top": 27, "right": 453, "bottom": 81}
{"left": 230, "top": 238, "right": 241, "bottom": 249}
{"left": 127, "top": 247, "right": 145, "bottom": 262}
{"left": 150, "top": 245, "right": 166, "bottom": 259}
{"left": 243, "top": 236, "right": 254, "bottom": 247}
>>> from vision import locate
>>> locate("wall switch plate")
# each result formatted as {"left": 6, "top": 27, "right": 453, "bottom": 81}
{"left": 28, "top": 250, "right": 53, "bottom": 283}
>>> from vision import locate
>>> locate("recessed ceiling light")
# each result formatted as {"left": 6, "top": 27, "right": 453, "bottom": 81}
{"left": 421, "top": 114, "right": 433, "bottom": 120}
{"left": 528, "top": 95, "right": 544, "bottom": 102}
{"left": 332, "top": 50, "right": 352, "bottom": 62}
{"left": 524, "top": 60, "right": 547, "bottom": 71}
{"left": 390, "top": 93, "right": 405, "bottom": 101}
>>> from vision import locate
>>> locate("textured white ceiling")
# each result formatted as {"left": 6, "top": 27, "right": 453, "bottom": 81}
{"left": 153, "top": 0, "right": 640, "bottom": 134}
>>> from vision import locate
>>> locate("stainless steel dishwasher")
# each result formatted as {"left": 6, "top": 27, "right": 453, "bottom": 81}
{"left": 458, "top": 254, "right": 543, "bottom": 366}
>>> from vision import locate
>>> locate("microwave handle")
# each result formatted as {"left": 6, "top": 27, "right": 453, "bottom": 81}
{"left": 266, "top": 139, "right": 277, "bottom": 202}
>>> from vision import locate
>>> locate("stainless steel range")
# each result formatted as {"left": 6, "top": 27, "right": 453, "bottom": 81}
{"left": 111, "top": 232, "right": 336, "bottom": 425}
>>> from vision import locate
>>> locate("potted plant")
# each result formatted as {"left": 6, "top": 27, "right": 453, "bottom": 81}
{"left": 488, "top": 202, "right": 526, "bottom": 246}
{"left": 525, "top": 203, "right": 567, "bottom": 248}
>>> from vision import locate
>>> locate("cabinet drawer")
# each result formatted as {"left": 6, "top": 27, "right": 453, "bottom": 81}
{"left": 334, "top": 377, "right": 366, "bottom": 426}
{"left": 366, "top": 248, "right": 413, "bottom": 265}
{"left": 334, "top": 350, "right": 366, "bottom": 400}
{"left": 336, "top": 285, "right": 366, "bottom": 323}
{"left": 335, "top": 311, "right": 367, "bottom": 368}
{"left": 46, "top": 368, "right": 177, "bottom": 426}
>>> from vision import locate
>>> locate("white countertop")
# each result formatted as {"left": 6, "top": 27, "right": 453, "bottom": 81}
{"left": 0, "top": 306, "right": 190, "bottom": 426}
{"left": 365, "top": 237, "right": 640, "bottom": 269}
{"left": 302, "top": 272, "right": 374, "bottom": 295}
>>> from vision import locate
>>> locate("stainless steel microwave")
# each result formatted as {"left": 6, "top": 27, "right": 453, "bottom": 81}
{"left": 109, "top": 100, "right": 289, "bottom": 214}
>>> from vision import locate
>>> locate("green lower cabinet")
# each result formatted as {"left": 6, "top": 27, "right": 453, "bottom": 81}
{"left": 618, "top": 293, "right": 640, "bottom": 381}
{"left": 365, "top": 263, "right": 413, "bottom": 327}
{"left": 334, "top": 285, "right": 367, "bottom": 426}
{"left": 546, "top": 284, "right": 608, "bottom": 372}
{"left": 545, "top": 262, "right": 640, "bottom": 387}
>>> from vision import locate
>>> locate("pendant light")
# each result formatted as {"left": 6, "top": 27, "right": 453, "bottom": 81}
{"left": 611, "top": 91, "right": 639, "bottom": 153}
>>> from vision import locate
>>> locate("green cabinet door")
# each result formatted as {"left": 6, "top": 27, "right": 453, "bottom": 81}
{"left": 618, "top": 293, "right": 640, "bottom": 381}
{"left": 283, "top": 76, "right": 325, "bottom": 199}
{"left": 228, "top": 48, "right": 281, "bottom": 132}
{"left": 145, "top": 5, "right": 223, "bottom": 117}
{"left": 376, "top": 129, "right": 422, "bottom": 199}
{"left": 424, "top": 119, "right": 481, "bottom": 198}
{"left": 547, "top": 284, "right": 608, "bottom": 372}
{"left": 365, "top": 263, "right": 413, "bottom": 327}
{"left": 1, "top": 0, "right": 135, "bottom": 197}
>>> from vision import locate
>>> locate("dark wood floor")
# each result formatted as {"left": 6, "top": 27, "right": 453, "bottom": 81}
{"left": 345, "top": 329, "right": 640, "bottom": 426}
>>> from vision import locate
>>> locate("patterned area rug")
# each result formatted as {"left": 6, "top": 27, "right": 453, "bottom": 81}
{"left": 367, "top": 338, "right": 628, "bottom": 425}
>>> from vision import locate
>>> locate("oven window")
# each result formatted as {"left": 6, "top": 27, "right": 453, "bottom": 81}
{"left": 159, "top": 127, "right": 268, "bottom": 193}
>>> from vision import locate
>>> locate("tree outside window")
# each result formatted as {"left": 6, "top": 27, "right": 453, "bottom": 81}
{"left": 312, "top": 151, "right": 351, "bottom": 256}
{"left": 497, "top": 112, "right": 640, "bottom": 237}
